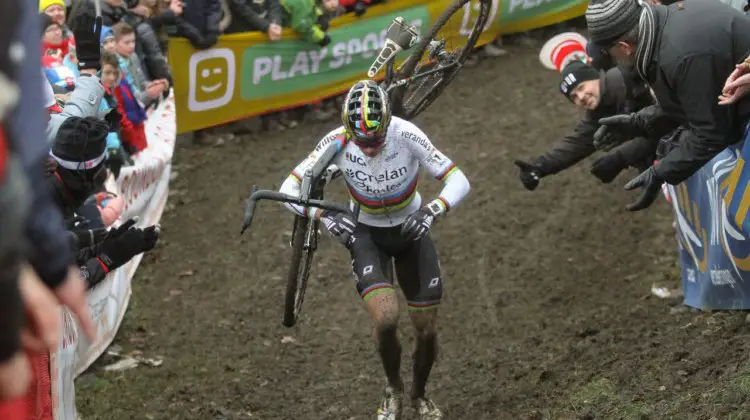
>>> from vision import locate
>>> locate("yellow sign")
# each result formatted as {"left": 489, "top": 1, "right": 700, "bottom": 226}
{"left": 168, "top": 0, "right": 587, "bottom": 133}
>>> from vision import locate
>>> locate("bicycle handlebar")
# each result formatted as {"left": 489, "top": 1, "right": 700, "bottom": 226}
{"left": 240, "top": 186, "right": 360, "bottom": 236}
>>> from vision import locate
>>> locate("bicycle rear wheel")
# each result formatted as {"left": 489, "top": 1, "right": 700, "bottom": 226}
{"left": 390, "top": 0, "right": 493, "bottom": 119}
{"left": 282, "top": 215, "right": 319, "bottom": 327}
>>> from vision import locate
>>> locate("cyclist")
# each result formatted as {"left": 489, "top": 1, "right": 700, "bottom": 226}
{"left": 279, "top": 80, "right": 470, "bottom": 420}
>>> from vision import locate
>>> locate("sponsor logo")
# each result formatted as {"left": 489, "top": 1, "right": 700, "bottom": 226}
{"left": 401, "top": 130, "right": 431, "bottom": 151}
{"left": 344, "top": 166, "right": 408, "bottom": 195}
{"left": 428, "top": 150, "right": 446, "bottom": 166}
{"left": 345, "top": 152, "right": 366, "bottom": 166}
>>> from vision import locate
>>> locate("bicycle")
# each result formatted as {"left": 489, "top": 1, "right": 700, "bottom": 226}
{"left": 368, "top": 0, "right": 494, "bottom": 119}
{"left": 240, "top": 143, "right": 360, "bottom": 328}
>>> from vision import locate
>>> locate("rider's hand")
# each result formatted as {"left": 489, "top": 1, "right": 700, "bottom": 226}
{"left": 320, "top": 210, "right": 356, "bottom": 238}
{"left": 623, "top": 165, "right": 664, "bottom": 212}
{"left": 513, "top": 159, "right": 542, "bottom": 191}
{"left": 401, "top": 207, "right": 436, "bottom": 242}
{"left": 590, "top": 151, "right": 626, "bottom": 184}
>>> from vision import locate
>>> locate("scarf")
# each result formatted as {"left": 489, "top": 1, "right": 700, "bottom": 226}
{"left": 634, "top": 4, "right": 658, "bottom": 82}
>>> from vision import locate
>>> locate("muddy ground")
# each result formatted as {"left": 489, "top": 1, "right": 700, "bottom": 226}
{"left": 76, "top": 44, "right": 750, "bottom": 420}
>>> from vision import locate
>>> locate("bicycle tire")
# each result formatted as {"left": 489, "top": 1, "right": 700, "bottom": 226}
{"left": 391, "top": 0, "right": 492, "bottom": 119}
{"left": 282, "top": 215, "right": 318, "bottom": 327}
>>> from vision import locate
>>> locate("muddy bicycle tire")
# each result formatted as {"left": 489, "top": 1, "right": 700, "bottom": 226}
{"left": 282, "top": 215, "right": 318, "bottom": 327}
{"left": 390, "top": 0, "right": 493, "bottom": 119}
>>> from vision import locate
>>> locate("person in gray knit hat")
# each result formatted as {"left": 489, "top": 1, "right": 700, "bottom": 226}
{"left": 584, "top": 0, "right": 750, "bottom": 211}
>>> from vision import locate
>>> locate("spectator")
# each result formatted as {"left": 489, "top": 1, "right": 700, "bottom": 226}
{"left": 225, "top": 0, "right": 282, "bottom": 40}
{"left": 112, "top": 22, "right": 167, "bottom": 109}
{"left": 586, "top": 0, "right": 750, "bottom": 211}
{"left": 167, "top": 0, "right": 221, "bottom": 50}
{"left": 41, "top": 15, "right": 69, "bottom": 60}
{"left": 109, "top": 37, "right": 149, "bottom": 154}
{"left": 281, "top": 0, "right": 338, "bottom": 46}
{"left": 100, "top": 26, "right": 116, "bottom": 53}
{"left": 123, "top": 2, "right": 173, "bottom": 90}
{"left": 70, "top": 0, "right": 128, "bottom": 26}
{"left": 40, "top": 0, "right": 74, "bottom": 39}
{"left": 63, "top": 37, "right": 81, "bottom": 80}
{"left": 141, "top": 0, "right": 184, "bottom": 53}
{"left": 514, "top": 60, "right": 658, "bottom": 191}
{"left": 339, "top": 0, "right": 369, "bottom": 16}
{"left": 99, "top": 51, "right": 131, "bottom": 177}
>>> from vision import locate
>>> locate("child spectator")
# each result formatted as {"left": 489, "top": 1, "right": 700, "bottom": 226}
{"left": 41, "top": 15, "right": 69, "bottom": 60}
{"left": 100, "top": 26, "right": 116, "bottom": 53}
{"left": 106, "top": 46, "right": 149, "bottom": 154}
{"left": 40, "top": 0, "right": 74, "bottom": 39}
{"left": 99, "top": 52, "right": 132, "bottom": 176}
{"left": 123, "top": 1, "right": 174, "bottom": 90}
{"left": 112, "top": 22, "right": 167, "bottom": 109}
{"left": 281, "top": 0, "right": 338, "bottom": 46}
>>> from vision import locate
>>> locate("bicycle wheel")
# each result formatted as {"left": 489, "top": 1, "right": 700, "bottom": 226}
{"left": 282, "top": 215, "right": 319, "bottom": 327}
{"left": 390, "top": 0, "right": 493, "bottom": 119}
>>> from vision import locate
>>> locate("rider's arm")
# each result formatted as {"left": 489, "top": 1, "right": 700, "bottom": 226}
{"left": 278, "top": 130, "right": 346, "bottom": 219}
{"left": 405, "top": 126, "right": 470, "bottom": 216}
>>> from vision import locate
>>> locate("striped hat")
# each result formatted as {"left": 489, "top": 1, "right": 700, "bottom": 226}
{"left": 586, "top": 0, "right": 643, "bottom": 45}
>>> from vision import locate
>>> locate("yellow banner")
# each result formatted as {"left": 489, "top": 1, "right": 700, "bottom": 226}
{"left": 168, "top": 0, "right": 587, "bottom": 133}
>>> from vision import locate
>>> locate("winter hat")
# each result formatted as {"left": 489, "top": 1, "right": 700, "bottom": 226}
{"left": 50, "top": 117, "right": 109, "bottom": 172}
{"left": 585, "top": 39, "right": 614, "bottom": 71}
{"left": 41, "top": 13, "right": 61, "bottom": 37}
{"left": 586, "top": 0, "right": 643, "bottom": 46}
{"left": 559, "top": 61, "right": 600, "bottom": 98}
{"left": 539, "top": 32, "right": 589, "bottom": 71}
{"left": 39, "top": 0, "right": 66, "bottom": 13}
{"left": 100, "top": 26, "right": 114, "bottom": 45}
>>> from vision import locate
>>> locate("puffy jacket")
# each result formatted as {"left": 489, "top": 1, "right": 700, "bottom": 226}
{"left": 226, "top": 0, "right": 282, "bottom": 34}
{"left": 281, "top": 0, "right": 325, "bottom": 43}
{"left": 123, "top": 13, "right": 172, "bottom": 85}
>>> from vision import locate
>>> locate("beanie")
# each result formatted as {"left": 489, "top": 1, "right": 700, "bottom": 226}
{"left": 100, "top": 26, "right": 114, "bottom": 45}
{"left": 585, "top": 39, "right": 615, "bottom": 71}
{"left": 39, "top": 0, "right": 66, "bottom": 13}
{"left": 586, "top": 0, "right": 643, "bottom": 46}
{"left": 51, "top": 117, "right": 109, "bottom": 171}
{"left": 559, "top": 61, "right": 600, "bottom": 98}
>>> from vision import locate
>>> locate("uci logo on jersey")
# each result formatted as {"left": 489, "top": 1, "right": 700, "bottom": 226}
{"left": 346, "top": 152, "right": 366, "bottom": 166}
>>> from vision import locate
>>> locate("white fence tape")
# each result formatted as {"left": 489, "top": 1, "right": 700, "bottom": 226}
{"left": 51, "top": 94, "right": 177, "bottom": 420}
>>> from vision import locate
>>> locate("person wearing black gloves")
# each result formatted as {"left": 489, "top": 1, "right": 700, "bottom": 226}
{"left": 77, "top": 218, "right": 160, "bottom": 289}
{"left": 585, "top": 0, "right": 750, "bottom": 211}
{"left": 514, "top": 60, "right": 657, "bottom": 191}
{"left": 225, "top": 0, "right": 283, "bottom": 41}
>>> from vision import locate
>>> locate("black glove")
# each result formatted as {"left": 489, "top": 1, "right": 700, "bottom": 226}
{"left": 594, "top": 105, "right": 665, "bottom": 151}
{"left": 70, "top": 9, "right": 102, "bottom": 71}
{"left": 319, "top": 34, "right": 332, "bottom": 47}
{"left": 107, "top": 148, "right": 125, "bottom": 179}
{"left": 590, "top": 151, "right": 627, "bottom": 184}
{"left": 353, "top": 0, "right": 367, "bottom": 16}
{"left": 65, "top": 215, "right": 90, "bottom": 230}
{"left": 401, "top": 207, "right": 436, "bottom": 242}
{"left": 98, "top": 225, "right": 160, "bottom": 271}
{"left": 67, "top": 227, "right": 109, "bottom": 251}
{"left": 514, "top": 159, "right": 543, "bottom": 191}
{"left": 320, "top": 210, "right": 356, "bottom": 238}
{"left": 623, "top": 166, "right": 665, "bottom": 212}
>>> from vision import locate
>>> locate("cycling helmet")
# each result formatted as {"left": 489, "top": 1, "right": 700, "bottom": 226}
{"left": 342, "top": 80, "right": 391, "bottom": 145}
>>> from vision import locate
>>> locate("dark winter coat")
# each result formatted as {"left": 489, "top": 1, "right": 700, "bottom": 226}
{"left": 225, "top": 0, "right": 282, "bottom": 34}
{"left": 532, "top": 67, "right": 656, "bottom": 176}
{"left": 645, "top": 0, "right": 750, "bottom": 184}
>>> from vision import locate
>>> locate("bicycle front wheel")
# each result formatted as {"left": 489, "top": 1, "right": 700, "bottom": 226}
{"left": 391, "top": 0, "right": 494, "bottom": 119}
{"left": 282, "top": 215, "right": 318, "bottom": 327}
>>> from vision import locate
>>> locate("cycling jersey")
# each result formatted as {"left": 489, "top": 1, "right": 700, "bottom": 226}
{"left": 279, "top": 116, "right": 470, "bottom": 227}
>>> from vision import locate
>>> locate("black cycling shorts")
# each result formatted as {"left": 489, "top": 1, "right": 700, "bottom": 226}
{"left": 348, "top": 223, "right": 442, "bottom": 310}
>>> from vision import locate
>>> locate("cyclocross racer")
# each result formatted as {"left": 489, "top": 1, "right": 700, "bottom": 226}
{"left": 279, "top": 80, "right": 470, "bottom": 420}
